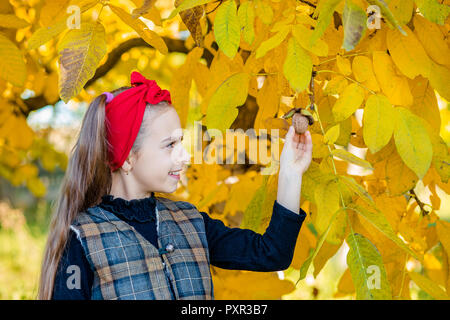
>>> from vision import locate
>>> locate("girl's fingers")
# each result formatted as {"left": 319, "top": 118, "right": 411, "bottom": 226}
{"left": 306, "top": 131, "right": 313, "bottom": 153}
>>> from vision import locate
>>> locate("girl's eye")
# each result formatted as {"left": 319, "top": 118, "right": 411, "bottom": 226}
{"left": 166, "top": 137, "right": 183, "bottom": 149}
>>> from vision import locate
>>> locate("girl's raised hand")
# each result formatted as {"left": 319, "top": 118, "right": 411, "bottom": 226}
{"left": 279, "top": 125, "right": 313, "bottom": 176}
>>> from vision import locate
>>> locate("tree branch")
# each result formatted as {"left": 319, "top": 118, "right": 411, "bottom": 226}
{"left": 21, "top": 36, "right": 214, "bottom": 116}
{"left": 408, "top": 189, "right": 430, "bottom": 216}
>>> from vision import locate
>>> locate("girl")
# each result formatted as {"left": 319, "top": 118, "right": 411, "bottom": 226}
{"left": 38, "top": 71, "right": 313, "bottom": 300}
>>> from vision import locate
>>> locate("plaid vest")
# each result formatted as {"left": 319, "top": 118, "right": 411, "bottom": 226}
{"left": 70, "top": 196, "right": 214, "bottom": 300}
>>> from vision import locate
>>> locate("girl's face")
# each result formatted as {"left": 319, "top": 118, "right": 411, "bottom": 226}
{"left": 126, "top": 107, "right": 190, "bottom": 194}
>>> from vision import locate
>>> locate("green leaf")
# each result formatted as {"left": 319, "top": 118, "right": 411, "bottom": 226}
{"left": 363, "top": 94, "right": 395, "bottom": 154}
{"left": 205, "top": 72, "right": 250, "bottom": 134}
{"left": 341, "top": 0, "right": 367, "bottom": 51}
{"left": 346, "top": 233, "right": 392, "bottom": 299}
{"left": 214, "top": 0, "right": 240, "bottom": 59}
{"left": 310, "top": 0, "right": 343, "bottom": 46}
{"left": 393, "top": 107, "right": 433, "bottom": 179}
{"left": 283, "top": 36, "right": 312, "bottom": 93}
{"left": 238, "top": 1, "right": 255, "bottom": 45}
{"left": 414, "top": 0, "right": 450, "bottom": 25}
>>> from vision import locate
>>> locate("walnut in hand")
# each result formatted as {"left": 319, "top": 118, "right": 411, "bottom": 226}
{"left": 282, "top": 108, "right": 314, "bottom": 134}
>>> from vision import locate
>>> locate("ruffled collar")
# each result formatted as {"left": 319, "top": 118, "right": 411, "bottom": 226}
{"left": 99, "top": 192, "right": 156, "bottom": 222}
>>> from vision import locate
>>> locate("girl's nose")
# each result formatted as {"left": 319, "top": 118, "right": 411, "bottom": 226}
{"left": 180, "top": 144, "right": 191, "bottom": 165}
{"left": 172, "top": 143, "right": 191, "bottom": 166}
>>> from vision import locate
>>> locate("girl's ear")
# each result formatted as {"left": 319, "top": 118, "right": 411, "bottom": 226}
{"left": 122, "top": 155, "right": 134, "bottom": 173}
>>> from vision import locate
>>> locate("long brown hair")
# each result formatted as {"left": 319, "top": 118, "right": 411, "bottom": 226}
{"left": 37, "top": 86, "right": 172, "bottom": 299}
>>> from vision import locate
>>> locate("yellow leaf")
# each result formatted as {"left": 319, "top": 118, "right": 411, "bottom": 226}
{"left": 352, "top": 56, "right": 380, "bottom": 92}
{"left": 372, "top": 51, "right": 413, "bottom": 106}
{"left": 428, "top": 61, "right": 450, "bottom": 101}
{"left": 311, "top": 133, "right": 329, "bottom": 158}
{"left": 39, "top": 0, "right": 70, "bottom": 27}
{"left": 323, "top": 76, "right": 348, "bottom": 95}
{"left": 336, "top": 55, "right": 352, "bottom": 76}
{"left": 291, "top": 220, "right": 316, "bottom": 269}
{"left": 331, "top": 149, "right": 374, "bottom": 170}
{"left": 336, "top": 268, "right": 355, "bottom": 296}
{"left": 413, "top": 15, "right": 450, "bottom": 67}
{"left": 57, "top": 22, "right": 107, "bottom": 102}
{"left": 363, "top": 94, "right": 395, "bottom": 154}
{"left": 254, "top": 76, "right": 280, "bottom": 131}
{"left": 352, "top": 56, "right": 371, "bottom": 82}
{"left": 393, "top": 107, "right": 432, "bottom": 179}
{"left": 223, "top": 172, "right": 262, "bottom": 216}
{"left": 175, "top": 0, "right": 204, "bottom": 47}
{"left": 170, "top": 47, "right": 204, "bottom": 128}
{"left": 131, "top": 0, "right": 157, "bottom": 18}
{"left": 310, "top": 0, "right": 343, "bottom": 46}
{"left": 254, "top": 0, "right": 273, "bottom": 25}
{"left": 12, "top": 164, "right": 39, "bottom": 186}
{"left": 388, "top": 0, "right": 414, "bottom": 25}
{"left": 385, "top": 150, "right": 418, "bottom": 196}
{"left": 43, "top": 72, "right": 60, "bottom": 102}
{"left": 408, "top": 76, "right": 441, "bottom": 134}
{"left": 292, "top": 24, "right": 329, "bottom": 57}
{"left": 0, "top": 14, "right": 29, "bottom": 28}
{"left": 324, "top": 124, "right": 340, "bottom": 144}
{"left": 314, "top": 177, "right": 341, "bottom": 236}
{"left": 314, "top": 241, "right": 342, "bottom": 275}
{"left": 109, "top": 4, "right": 168, "bottom": 55}
{"left": 255, "top": 25, "right": 290, "bottom": 59}
{"left": 211, "top": 269, "right": 294, "bottom": 299}
{"left": 283, "top": 36, "right": 312, "bottom": 93}
{"left": 26, "top": 176, "right": 47, "bottom": 198}
{"left": 408, "top": 271, "right": 450, "bottom": 300}
{"left": 28, "top": 0, "right": 97, "bottom": 50}
{"left": 386, "top": 25, "right": 432, "bottom": 79}
{"left": 165, "top": 0, "right": 216, "bottom": 21}
{"left": 437, "top": 221, "right": 450, "bottom": 266}
{"left": 332, "top": 83, "right": 365, "bottom": 122}
{"left": 7, "top": 115, "right": 34, "bottom": 150}
{"left": 205, "top": 72, "right": 250, "bottom": 134}
{"left": 0, "top": 33, "right": 26, "bottom": 87}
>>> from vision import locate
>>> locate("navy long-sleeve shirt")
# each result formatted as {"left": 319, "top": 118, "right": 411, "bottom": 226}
{"left": 52, "top": 193, "right": 307, "bottom": 299}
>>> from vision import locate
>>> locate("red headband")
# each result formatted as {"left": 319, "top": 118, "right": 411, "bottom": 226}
{"left": 105, "top": 71, "right": 172, "bottom": 172}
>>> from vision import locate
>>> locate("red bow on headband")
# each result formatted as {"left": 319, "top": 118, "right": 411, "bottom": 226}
{"left": 105, "top": 71, "right": 172, "bottom": 172}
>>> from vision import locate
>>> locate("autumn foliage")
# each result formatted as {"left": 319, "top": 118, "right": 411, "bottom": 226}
{"left": 0, "top": 0, "right": 450, "bottom": 299}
